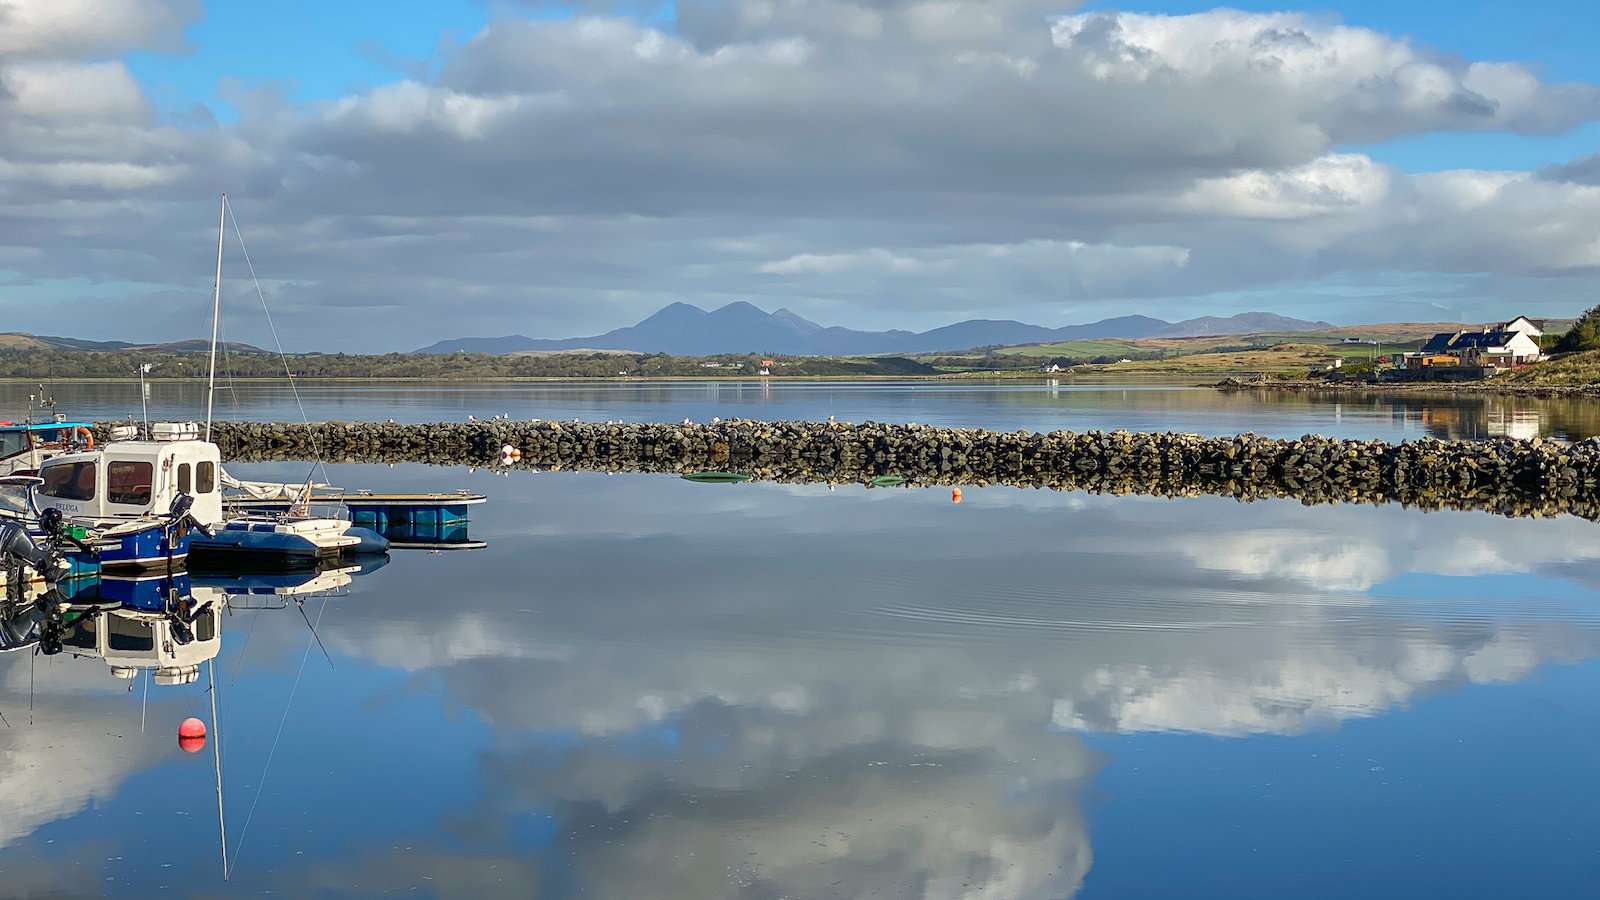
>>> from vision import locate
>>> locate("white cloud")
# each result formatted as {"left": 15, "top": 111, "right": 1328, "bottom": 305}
{"left": 0, "top": 0, "right": 197, "bottom": 59}
{"left": 2, "top": 4, "right": 1600, "bottom": 347}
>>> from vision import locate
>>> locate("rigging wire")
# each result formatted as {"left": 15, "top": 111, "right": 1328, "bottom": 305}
{"left": 229, "top": 594, "right": 328, "bottom": 873}
{"left": 223, "top": 202, "right": 329, "bottom": 487}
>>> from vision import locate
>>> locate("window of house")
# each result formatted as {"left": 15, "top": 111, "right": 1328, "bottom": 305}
{"left": 40, "top": 462, "right": 96, "bottom": 502}
{"left": 107, "top": 461, "right": 154, "bottom": 506}
{"left": 177, "top": 463, "right": 192, "bottom": 494}
{"left": 196, "top": 461, "right": 216, "bottom": 493}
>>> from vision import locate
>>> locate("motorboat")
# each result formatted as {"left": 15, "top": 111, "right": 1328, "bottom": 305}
{"left": 0, "top": 417, "right": 97, "bottom": 478}
{"left": 32, "top": 436, "right": 219, "bottom": 570}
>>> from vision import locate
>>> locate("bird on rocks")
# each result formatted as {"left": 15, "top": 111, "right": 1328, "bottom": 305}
{"left": 682, "top": 418, "right": 692, "bottom": 425}
{"left": 711, "top": 417, "right": 721, "bottom": 425}
{"left": 468, "top": 415, "right": 477, "bottom": 422}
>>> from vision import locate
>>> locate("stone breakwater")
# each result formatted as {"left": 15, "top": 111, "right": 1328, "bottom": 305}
{"left": 123, "top": 419, "right": 1600, "bottom": 520}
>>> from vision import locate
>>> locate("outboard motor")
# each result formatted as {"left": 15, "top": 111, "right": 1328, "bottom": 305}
{"left": 0, "top": 521, "right": 55, "bottom": 572}
{"left": 166, "top": 492, "right": 212, "bottom": 539}
{"left": 1, "top": 522, "right": 63, "bottom": 599}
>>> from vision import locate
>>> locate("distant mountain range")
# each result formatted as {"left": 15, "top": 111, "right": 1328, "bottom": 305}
{"left": 416, "top": 303, "right": 1334, "bottom": 356}
{"left": 0, "top": 333, "right": 265, "bottom": 353}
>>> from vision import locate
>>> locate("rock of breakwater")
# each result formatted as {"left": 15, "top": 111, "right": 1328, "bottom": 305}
{"left": 106, "top": 420, "right": 1600, "bottom": 521}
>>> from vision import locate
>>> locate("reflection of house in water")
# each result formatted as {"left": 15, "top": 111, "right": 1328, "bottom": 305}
{"left": 1486, "top": 407, "right": 1543, "bottom": 441}
{"left": 1419, "top": 402, "right": 1544, "bottom": 441}
{"left": 59, "top": 590, "right": 223, "bottom": 685}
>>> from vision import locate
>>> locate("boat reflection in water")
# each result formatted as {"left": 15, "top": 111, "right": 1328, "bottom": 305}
{"left": 16, "top": 559, "right": 387, "bottom": 685}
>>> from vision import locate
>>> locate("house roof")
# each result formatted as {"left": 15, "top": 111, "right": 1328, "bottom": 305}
{"left": 1421, "top": 332, "right": 1459, "bottom": 353}
{"left": 1452, "top": 330, "right": 1522, "bottom": 350}
{"left": 1422, "top": 329, "right": 1532, "bottom": 354}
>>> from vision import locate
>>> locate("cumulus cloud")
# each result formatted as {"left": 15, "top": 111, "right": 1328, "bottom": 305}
{"left": 0, "top": 0, "right": 197, "bottom": 59}
{"left": 3, "top": 2, "right": 1600, "bottom": 347}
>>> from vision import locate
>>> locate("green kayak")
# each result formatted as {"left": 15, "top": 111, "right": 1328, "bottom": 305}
{"left": 868, "top": 475, "right": 906, "bottom": 487}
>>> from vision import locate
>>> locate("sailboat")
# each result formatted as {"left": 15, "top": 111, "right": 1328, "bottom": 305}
{"left": 31, "top": 195, "right": 386, "bottom": 569}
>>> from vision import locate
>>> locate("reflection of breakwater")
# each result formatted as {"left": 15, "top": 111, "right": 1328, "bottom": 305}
{"left": 157, "top": 419, "right": 1600, "bottom": 521}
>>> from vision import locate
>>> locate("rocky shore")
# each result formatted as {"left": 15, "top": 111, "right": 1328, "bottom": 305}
{"left": 113, "top": 418, "right": 1600, "bottom": 521}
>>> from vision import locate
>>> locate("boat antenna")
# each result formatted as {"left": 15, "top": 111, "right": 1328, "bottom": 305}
{"left": 205, "top": 193, "right": 226, "bottom": 443}
{"left": 138, "top": 363, "right": 153, "bottom": 435}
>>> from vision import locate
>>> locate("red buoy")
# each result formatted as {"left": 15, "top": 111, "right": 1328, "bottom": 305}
{"left": 178, "top": 717, "right": 207, "bottom": 753}
{"left": 951, "top": 488, "right": 963, "bottom": 504}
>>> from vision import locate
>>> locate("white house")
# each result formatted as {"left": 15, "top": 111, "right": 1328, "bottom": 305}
{"left": 1501, "top": 316, "right": 1545, "bottom": 340}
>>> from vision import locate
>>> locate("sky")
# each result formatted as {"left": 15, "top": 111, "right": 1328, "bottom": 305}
{"left": 1, "top": 0, "right": 1598, "bottom": 352}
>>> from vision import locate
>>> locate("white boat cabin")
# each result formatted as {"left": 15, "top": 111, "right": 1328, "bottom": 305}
{"left": 36, "top": 438, "right": 224, "bottom": 526}
{"left": 59, "top": 599, "right": 222, "bottom": 686}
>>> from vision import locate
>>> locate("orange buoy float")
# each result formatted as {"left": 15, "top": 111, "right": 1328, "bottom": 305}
{"left": 951, "top": 488, "right": 962, "bottom": 504}
{"left": 178, "top": 717, "right": 207, "bottom": 753}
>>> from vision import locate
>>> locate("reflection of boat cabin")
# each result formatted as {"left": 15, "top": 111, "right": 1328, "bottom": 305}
{"left": 36, "top": 440, "right": 224, "bottom": 525}
{"left": 60, "top": 600, "right": 222, "bottom": 685}
{"left": 0, "top": 421, "right": 95, "bottom": 477}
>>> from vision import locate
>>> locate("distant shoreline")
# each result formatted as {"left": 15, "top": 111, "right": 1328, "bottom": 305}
{"left": 1215, "top": 379, "right": 1600, "bottom": 399}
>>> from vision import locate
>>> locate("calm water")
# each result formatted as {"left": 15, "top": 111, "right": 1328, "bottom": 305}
{"left": 4, "top": 378, "right": 1600, "bottom": 441}
{"left": 2, "top": 460, "right": 1599, "bottom": 898}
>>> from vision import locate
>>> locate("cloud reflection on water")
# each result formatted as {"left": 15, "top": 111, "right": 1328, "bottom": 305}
{"left": 4, "top": 468, "right": 1600, "bottom": 896}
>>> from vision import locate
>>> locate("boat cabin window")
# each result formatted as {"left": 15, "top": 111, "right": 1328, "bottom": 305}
{"left": 196, "top": 461, "right": 216, "bottom": 494}
{"left": 107, "top": 617, "right": 154, "bottom": 652}
{"left": 40, "top": 461, "right": 96, "bottom": 502}
{"left": 0, "top": 484, "right": 31, "bottom": 517}
{"left": 62, "top": 619, "right": 97, "bottom": 651}
{"left": 195, "top": 613, "right": 217, "bottom": 642}
{"left": 107, "top": 461, "right": 154, "bottom": 506}
{"left": 0, "top": 431, "right": 25, "bottom": 459}
{"left": 177, "top": 463, "right": 192, "bottom": 494}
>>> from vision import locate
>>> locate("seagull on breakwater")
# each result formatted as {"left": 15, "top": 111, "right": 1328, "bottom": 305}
{"left": 682, "top": 418, "right": 692, "bottom": 425}
{"left": 468, "top": 415, "right": 477, "bottom": 422}
{"left": 711, "top": 417, "right": 721, "bottom": 424}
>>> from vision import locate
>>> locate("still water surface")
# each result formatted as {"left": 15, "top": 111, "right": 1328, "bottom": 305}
{"left": 2, "top": 459, "right": 1598, "bottom": 897}
{"left": 3, "top": 378, "right": 1599, "bottom": 441}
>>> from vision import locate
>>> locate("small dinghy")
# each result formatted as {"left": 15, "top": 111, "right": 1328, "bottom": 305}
{"left": 189, "top": 516, "right": 383, "bottom": 569}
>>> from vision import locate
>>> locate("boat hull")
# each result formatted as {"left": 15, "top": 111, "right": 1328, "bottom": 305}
{"left": 74, "top": 522, "right": 191, "bottom": 573}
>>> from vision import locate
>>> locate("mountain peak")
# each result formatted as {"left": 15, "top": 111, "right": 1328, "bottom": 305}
{"left": 415, "top": 304, "right": 1334, "bottom": 355}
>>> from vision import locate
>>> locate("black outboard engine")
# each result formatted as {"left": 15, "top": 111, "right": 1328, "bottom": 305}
{"left": 0, "top": 521, "right": 55, "bottom": 571}
{"left": 1, "top": 522, "right": 62, "bottom": 600}
{"left": 166, "top": 492, "right": 212, "bottom": 539}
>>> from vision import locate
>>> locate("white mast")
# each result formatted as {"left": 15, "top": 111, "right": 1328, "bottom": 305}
{"left": 205, "top": 193, "right": 226, "bottom": 442}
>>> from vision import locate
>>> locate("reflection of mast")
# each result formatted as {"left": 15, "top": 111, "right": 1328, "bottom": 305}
{"left": 210, "top": 656, "right": 229, "bottom": 880}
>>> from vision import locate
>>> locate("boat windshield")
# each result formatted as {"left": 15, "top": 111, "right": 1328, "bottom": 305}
{"left": 0, "top": 482, "right": 33, "bottom": 518}
{"left": 40, "top": 462, "right": 96, "bottom": 502}
{"left": 0, "top": 431, "right": 25, "bottom": 460}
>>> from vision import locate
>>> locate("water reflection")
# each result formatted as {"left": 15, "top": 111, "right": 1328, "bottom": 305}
{"left": 8, "top": 379, "right": 1600, "bottom": 441}
{"left": 1, "top": 467, "right": 1599, "bottom": 896}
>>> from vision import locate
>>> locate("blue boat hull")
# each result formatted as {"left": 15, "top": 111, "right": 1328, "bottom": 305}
{"left": 68, "top": 522, "right": 190, "bottom": 573}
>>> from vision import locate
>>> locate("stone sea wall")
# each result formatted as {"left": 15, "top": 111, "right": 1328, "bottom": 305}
{"left": 111, "top": 418, "right": 1600, "bottom": 521}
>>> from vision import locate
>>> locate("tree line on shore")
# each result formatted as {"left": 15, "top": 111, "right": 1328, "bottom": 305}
{"left": 0, "top": 348, "right": 938, "bottom": 379}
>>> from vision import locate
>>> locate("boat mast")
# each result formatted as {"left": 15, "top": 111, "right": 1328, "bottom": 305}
{"left": 205, "top": 193, "right": 226, "bottom": 442}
